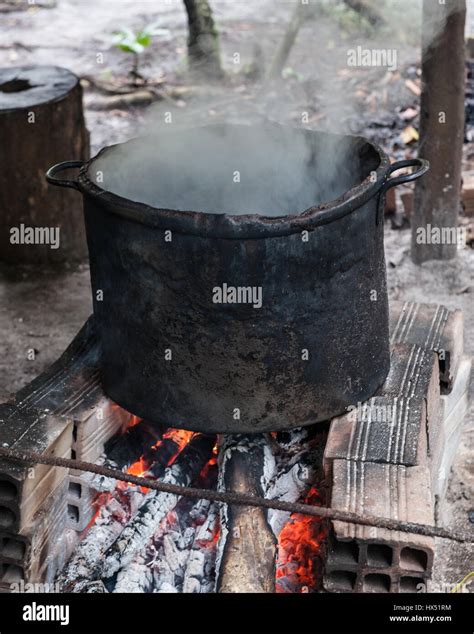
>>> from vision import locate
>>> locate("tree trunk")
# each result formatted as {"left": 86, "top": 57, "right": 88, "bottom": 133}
{"left": 0, "top": 65, "right": 89, "bottom": 266}
{"left": 411, "top": 0, "right": 466, "bottom": 264}
{"left": 183, "top": 0, "right": 223, "bottom": 80}
{"left": 343, "top": 0, "right": 385, "bottom": 27}
{"left": 266, "top": 2, "right": 307, "bottom": 81}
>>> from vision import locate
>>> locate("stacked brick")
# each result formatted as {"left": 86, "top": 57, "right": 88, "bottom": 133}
{"left": 323, "top": 302, "right": 470, "bottom": 593}
{"left": 0, "top": 318, "right": 135, "bottom": 589}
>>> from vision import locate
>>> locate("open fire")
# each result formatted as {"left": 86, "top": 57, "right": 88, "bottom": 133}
{"left": 65, "top": 418, "right": 329, "bottom": 594}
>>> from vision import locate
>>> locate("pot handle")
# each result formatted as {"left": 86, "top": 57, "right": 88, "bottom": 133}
{"left": 381, "top": 158, "right": 430, "bottom": 193}
{"left": 46, "top": 161, "right": 84, "bottom": 191}
{"left": 377, "top": 158, "right": 429, "bottom": 224}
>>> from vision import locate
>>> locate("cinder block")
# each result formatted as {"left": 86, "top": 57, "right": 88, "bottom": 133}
{"left": 66, "top": 472, "right": 96, "bottom": 532}
{"left": 390, "top": 302, "right": 464, "bottom": 391}
{"left": 323, "top": 460, "right": 435, "bottom": 593}
{"left": 0, "top": 406, "right": 72, "bottom": 533}
{"left": 324, "top": 343, "right": 441, "bottom": 485}
{"left": 435, "top": 357, "right": 472, "bottom": 502}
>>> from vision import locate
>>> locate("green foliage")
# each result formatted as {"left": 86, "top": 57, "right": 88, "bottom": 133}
{"left": 112, "top": 23, "right": 169, "bottom": 57}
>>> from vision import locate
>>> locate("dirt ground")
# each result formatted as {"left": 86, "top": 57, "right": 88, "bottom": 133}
{"left": 0, "top": 0, "right": 473, "bottom": 591}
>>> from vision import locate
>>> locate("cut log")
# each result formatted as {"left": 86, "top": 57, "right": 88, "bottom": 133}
{"left": 0, "top": 66, "right": 89, "bottom": 265}
{"left": 215, "top": 434, "right": 277, "bottom": 593}
{"left": 102, "top": 434, "right": 215, "bottom": 579}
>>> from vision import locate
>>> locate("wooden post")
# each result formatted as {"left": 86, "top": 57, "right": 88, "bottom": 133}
{"left": 0, "top": 66, "right": 89, "bottom": 266}
{"left": 411, "top": 0, "right": 466, "bottom": 264}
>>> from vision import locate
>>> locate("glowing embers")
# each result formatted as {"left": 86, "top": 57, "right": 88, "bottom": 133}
{"left": 276, "top": 487, "right": 328, "bottom": 593}
{"left": 64, "top": 421, "right": 328, "bottom": 593}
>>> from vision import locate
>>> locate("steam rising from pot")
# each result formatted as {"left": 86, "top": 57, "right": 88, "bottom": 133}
{"left": 92, "top": 124, "right": 368, "bottom": 216}
{"left": 91, "top": 0, "right": 463, "bottom": 217}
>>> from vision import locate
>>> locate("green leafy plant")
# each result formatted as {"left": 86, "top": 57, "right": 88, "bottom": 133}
{"left": 112, "top": 23, "right": 169, "bottom": 82}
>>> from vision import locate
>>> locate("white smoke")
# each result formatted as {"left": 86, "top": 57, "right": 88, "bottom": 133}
{"left": 92, "top": 0, "right": 467, "bottom": 216}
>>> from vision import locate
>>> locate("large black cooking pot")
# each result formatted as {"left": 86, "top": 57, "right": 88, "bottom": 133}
{"left": 47, "top": 123, "right": 428, "bottom": 434}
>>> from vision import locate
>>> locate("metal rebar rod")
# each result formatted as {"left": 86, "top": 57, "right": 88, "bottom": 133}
{"left": 0, "top": 445, "right": 471, "bottom": 544}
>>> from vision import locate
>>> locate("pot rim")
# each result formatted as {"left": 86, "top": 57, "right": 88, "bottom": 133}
{"left": 77, "top": 123, "right": 391, "bottom": 240}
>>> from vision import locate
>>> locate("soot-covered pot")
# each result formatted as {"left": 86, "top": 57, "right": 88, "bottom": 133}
{"left": 46, "top": 122, "right": 429, "bottom": 433}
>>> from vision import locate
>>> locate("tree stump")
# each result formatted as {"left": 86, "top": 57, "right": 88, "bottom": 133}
{"left": 0, "top": 66, "right": 89, "bottom": 266}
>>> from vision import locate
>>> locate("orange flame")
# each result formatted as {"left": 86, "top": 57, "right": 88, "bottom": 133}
{"left": 276, "top": 487, "right": 328, "bottom": 593}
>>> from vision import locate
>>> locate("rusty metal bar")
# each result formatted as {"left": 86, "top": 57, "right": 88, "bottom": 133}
{"left": 0, "top": 445, "right": 471, "bottom": 544}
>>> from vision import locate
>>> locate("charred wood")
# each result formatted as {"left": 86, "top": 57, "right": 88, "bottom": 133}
{"left": 104, "top": 421, "right": 163, "bottom": 470}
{"left": 57, "top": 489, "right": 146, "bottom": 592}
{"left": 102, "top": 434, "right": 215, "bottom": 579}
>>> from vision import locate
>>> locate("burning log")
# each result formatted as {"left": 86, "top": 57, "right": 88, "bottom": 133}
{"left": 182, "top": 500, "right": 219, "bottom": 593}
{"left": 102, "top": 434, "right": 215, "bottom": 580}
{"left": 58, "top": 428, "right": 188, "bottom": 592}
{"left": 114, "top": 497, "right": 196, "bottom": 593}
{"left": 57, "top": 489, "right": 147, "bottom": 592}
{"left": 215, "top": 434, "right": 277, "bottom": 593}
{"left": 267, "top": 429, "right": 319, "bottom": 537}
{"left": 116, "top": 459, "right": 219, "bottom": 594}
{"left": 272, "top": 429, "right": 328, "bottom": 593}
{"left": 104, "top": 420, "right": 163, "bottom": 470}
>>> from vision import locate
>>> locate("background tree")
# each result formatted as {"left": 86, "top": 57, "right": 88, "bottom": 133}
{"left": 183, "top": 0, "right": 223, "bottom": 80}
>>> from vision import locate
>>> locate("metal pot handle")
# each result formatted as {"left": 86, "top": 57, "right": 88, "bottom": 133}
{"left": 381, "top": 158, "right": 430, "bottom": 194}
{"left": 46, "top": 161, "right": 84, "bottom": 191}
{"left": 377, "top": 158, "right": 429, "bottom": 224}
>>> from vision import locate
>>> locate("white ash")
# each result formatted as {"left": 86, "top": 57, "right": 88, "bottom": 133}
{"left": 90, "top": 474, "right": 117, "bottom": 494}
{"left": 114, "top": 554, "right": 154, "bottom": 593}
{"left": 155, "top": 582, "right": 178, "bottom": 594}
{"left": 267, "top": 460, "right": 315, "bottom": 537}
{"left": 151, "top": 499, "right": 210, "bottom": 593}
{"left": 82, "top": 580, "right": 109, "bottom": 594}
{"left": 182, "top": 501, "right": 218, "bottom": 593}
{"left": 57, "top": 487, "right": 147, "bottom": 590}
{"left": 267, "top": 429, "right": 316, "bottom": 536}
